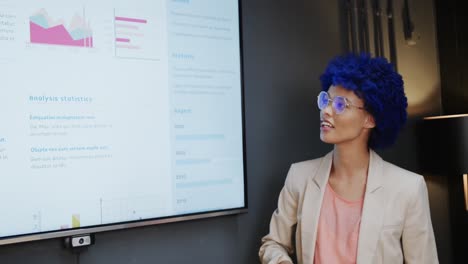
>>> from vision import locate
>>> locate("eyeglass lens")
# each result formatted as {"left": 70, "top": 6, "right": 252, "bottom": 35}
{"left": 317, "top": 91, "right": 346, "bottom": 114}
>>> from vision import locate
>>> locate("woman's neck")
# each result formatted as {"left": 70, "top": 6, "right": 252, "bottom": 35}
{"left": 331, "top": 144, "right": 370, "bottom": 183}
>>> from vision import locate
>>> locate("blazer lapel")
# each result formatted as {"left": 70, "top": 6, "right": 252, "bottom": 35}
{"left": 300, "top": 151, "right": 333, "bottom": 264}
{"left": 356, "top": 150, "right": 386, "bottom": 264}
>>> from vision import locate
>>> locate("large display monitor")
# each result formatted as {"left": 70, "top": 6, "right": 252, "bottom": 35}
{"left": 0, "top": 0, "right": 246, "bottom": 245}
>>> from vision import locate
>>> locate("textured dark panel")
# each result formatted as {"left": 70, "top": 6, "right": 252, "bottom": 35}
{"left": 436, "top": 0, "right": 468, "bottom": 115}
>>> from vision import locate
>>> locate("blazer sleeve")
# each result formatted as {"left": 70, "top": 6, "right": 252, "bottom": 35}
{"left": 402, "top": 176, "right": 439, "bottom": 264}
{"left": 259, "top": 165, "right": 299, "bottom": 264}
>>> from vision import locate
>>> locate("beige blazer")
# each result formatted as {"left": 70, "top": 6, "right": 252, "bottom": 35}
{"left": 259, "top": 150, "right": 438, "bottom": 264}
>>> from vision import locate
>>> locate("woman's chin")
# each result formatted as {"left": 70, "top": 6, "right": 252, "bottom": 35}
{"left": 320, "top": 134, "right": 335, "bottom": 144}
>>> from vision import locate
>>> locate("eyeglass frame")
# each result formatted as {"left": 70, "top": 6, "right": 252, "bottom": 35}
{"left": 317, "top": 91, "right": 365, "bottom": 114}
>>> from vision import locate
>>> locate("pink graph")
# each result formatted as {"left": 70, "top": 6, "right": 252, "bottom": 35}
{"left": 30, "top": 22, "right": 93, "bottom": 47}
{"left": 29, "top": 9, "right": 93, "bottom": 48}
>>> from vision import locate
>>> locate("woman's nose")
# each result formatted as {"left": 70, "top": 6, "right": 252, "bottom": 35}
{"left": 322, "top": 101, "right": 333, "bottom": 116}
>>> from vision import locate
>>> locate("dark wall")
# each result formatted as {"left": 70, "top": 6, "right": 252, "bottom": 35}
{"left": 435, "top": 0, "right": 468, "bottom": 115}
{"left": 0, "top": 0, "right": 452, "bottom": 263}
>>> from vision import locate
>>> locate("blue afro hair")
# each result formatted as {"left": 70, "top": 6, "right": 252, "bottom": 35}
{"left": 319, "top": 53, "right": 408, "bottom": 149}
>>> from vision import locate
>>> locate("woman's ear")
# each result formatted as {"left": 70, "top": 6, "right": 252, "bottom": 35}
{"left": 364, "top": 114, "right": 376, "bottom": 129}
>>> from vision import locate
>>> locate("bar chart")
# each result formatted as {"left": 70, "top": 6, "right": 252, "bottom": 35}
{"left": 114, "top": 9, "right": 162, "bottom": 60}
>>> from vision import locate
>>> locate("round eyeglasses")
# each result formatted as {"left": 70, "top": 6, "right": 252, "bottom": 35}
{"left": 317, "top": 91, "right": 365, "bottom": 114}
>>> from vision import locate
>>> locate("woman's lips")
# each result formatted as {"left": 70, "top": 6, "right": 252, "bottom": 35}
{"left": 320, "top": 120, "right": 334, "bottom": 131}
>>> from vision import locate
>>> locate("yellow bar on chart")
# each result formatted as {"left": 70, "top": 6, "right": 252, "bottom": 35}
{"left": 72, "top": 214, "right": 80, "bottom": 228}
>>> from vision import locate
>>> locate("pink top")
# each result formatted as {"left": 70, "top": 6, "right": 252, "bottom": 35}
{"left": 314, "top": 183, "right": 364, "bottom": 264}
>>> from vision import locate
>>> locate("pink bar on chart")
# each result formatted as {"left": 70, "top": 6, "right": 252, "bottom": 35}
{"left": 116, "top": 38, "right": 130, "bottom": 43}
{"left": 115, "top": 24, "right": 139, "bottom": 30}
{"left": 115, "top": 16, "right": 147, "bottom": 24}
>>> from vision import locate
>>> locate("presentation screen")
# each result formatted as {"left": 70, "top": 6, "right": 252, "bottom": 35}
{"left": 0, "top": 0, "right": 245, "bottom": 245}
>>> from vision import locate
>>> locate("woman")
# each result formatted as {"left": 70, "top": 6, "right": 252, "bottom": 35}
{"left": 259, "top": 54, "right": 438, "bottom": 264}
